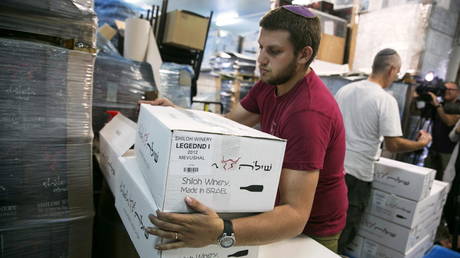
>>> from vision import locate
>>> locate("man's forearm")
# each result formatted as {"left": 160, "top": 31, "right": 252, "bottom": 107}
{"left": 437, "top": 106, "right": 460, "bottom": 126}
{"left": 386, "top": 137, "right": 425, "bottom": 153}
{"left": 232, "top": 204, "right": 308, "bottom": 246}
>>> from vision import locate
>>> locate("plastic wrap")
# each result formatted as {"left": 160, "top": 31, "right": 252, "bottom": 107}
{"left": 210, "top": 52, "right": 256, "bottom": 76}
{"left": 92, "top": 54, "right": 157, "bottom": 133}
{"left": 0, "top": 6, "right": 97, "bottom": 49}
{"left": 419, "top": 3, "right": 459, "bottom": 78}
{"left": 352, "top": 3, "right": 431, "bottom": 74}
{"left": 0, "top": 215, "right": 94, "bottom": 258}
{"left": 95, "top": 0, "right": 144, "bottom": 28}
{"left": 353, "top": 1, "right": 458, "bottom": 77}
{"left": 310, "top": 8, "right": 347, "bottom": 38}
{"left": 220, "top": 79, "right": 236, "bottom": 114}
{"left": 159, "top": 62, "right": 194, "bottom": 108}
{"left": 0, "top": 39, "right": 94, "bottom": 142}
{"left": 0, "top": 0, "right": 95, "bottom": 18}
{"left": 0, "top": 37, "right": 94, "bottom": 241}
{"left": 96, "top": 32, "right": 121, "bottom": 56}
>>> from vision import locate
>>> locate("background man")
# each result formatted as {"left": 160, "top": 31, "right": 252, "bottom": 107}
{"left": 146, "top": 5, "right": 348, "bottom": 253}
{"left": 425, "top": 81, "right": 460, "bottom": 179}
{"left": 335, "top": 48, "right": 432, "bottom": 253}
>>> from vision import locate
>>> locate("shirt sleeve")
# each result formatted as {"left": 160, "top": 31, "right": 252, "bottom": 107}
{"left": 280, "top": 110, "right": 331, "bottom": 171}
{"left": 379, "top": 95, "right": 403, "bottom": 137}
{"left": 240, "top": 81, "right": 262, "bottom": 114}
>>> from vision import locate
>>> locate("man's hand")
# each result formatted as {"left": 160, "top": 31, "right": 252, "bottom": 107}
{"left": 147, "top": 196, "right": 223, "bottom": 250}
{"left": 428, "top": 92, "right": 440, "bottom": 107}
{"left": 416, "top": 130, "right": 432, "bottom": 146}
{"left": 456, "top": 123, "right": 460, "bottom": 134}
{"left": 139, "top": 98, "right": 176, "bottom": 107}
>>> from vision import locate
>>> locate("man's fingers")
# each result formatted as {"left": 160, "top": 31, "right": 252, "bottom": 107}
{"left": 185, "top": 196, "right": 214, "bottom": 215}
{"left": 155, "top": 240, "right": 187, "bottom": 250}
{"left": 138, "top": 98, "right": 174, "bottom": 107}
{"left": 147, "top": 227, "right": 180, "bottom": 240}
{"left": 154, "top": 210, "right": 195, "bottom": 225}
{"left": 149, "top": 214, "right": 184, "bottom": 232}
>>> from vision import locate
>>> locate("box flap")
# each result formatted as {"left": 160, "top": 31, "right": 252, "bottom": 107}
{"left": 431, "top": 180, "right": 448, "bottom": 193}
{"left": 140, "top": 105, "right": 284, "bottom": 141}
{"left": 377, "top": 157, "right": 435, "bottom": 175}
{"left": 100, "top": 113, "right": 137, "bottom": 156}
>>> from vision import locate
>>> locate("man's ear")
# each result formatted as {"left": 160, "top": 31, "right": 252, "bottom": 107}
{"left": 297, "top": 46, "right": 313, "bottom": 65}
{"left": 388, "top": 65, "right": 396, "bottom": 77}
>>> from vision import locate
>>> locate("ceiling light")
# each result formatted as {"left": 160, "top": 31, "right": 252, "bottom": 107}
{"left": 215, "top": 11, "right": 239, "bottom": 26}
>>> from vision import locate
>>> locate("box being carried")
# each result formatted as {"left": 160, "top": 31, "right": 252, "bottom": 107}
{"left": 99, "top": 113, "right": 137, "bottom": 192}
{"left": 135, "top": 105, "right": 286, "bottom": 213}
{"left": 115, "top": 156, "right": 259, "bottom": 258}
{"left": 373, "top": 158, "right": 436, "bottom": 201}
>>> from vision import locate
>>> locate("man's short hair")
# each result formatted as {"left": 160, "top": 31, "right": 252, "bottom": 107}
{"left": 372, "top": 48, "right": 400, "bottom": 74}
{"left": 445, "top": 81, "right": 459, "bottom": 89}
{"left": 259, "top": 6, "right": 321, "bottom": 67}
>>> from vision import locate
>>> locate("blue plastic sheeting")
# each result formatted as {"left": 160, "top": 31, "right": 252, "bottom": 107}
{"left": 424, "top": 245, "right": 460, "bottom": 258}
{"left": 95, "top": 0, "right": 145, "bottom": 27}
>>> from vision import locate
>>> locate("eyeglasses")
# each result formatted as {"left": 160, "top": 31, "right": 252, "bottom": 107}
{"left": 446, "top": 88, "right": 459, "bottom": 92}
{"left": 282, "top": 5, "right": 317, "bottom": 18}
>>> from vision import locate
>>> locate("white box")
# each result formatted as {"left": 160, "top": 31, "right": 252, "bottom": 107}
{"left": 358, "top": 212, "right": 440, "bottom": 253}
{"left": 99, "top": 113, "right": 137, "bottom": 192}
{"left": 360, "top": 233, "right": 433, "bottom": 258}
{"left": 367, "top": 180, "right": 449, "bottom": 228}
{"left": 135, "top": 105, "right": 286, "bottom": 212}
{"left": 115, "top": 156, "right": 259, "bottom": 258}
{"left": 373, "top": 158, "right": 436, "bottom": 201}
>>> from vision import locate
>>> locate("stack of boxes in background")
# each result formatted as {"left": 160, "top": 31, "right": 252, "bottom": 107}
{"left": 345, "top": 158, "right": 449, "bottom": 258}
{"left": 92, "top": 54, "right": 157, "bottom": 134}
{"left": 158, "top": 62, "right": 194, "bottom": 108}
{"left": 209, "top": 52, "right": 257, "bottom": 114}
{"left": 99, "top": 105, "right": 287, "bottom": 257}
{"left": 0, "top": 1, "right": 96, "bottom": 257}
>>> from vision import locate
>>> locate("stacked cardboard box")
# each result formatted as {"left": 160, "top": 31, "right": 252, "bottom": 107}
{"left": 99, "top": 106, "right": 287, "bottom": 257}
{"left": 0, "top": 0, "right": 97, "bottom": 49}
{"left": 92, "top": 54, "right": 157, "bottom": 134}
{"left": 345, "top": 158, "right": 448, "bottom": 258}
{"left": 0, "top": 1, "right": 96, "bottom": 257}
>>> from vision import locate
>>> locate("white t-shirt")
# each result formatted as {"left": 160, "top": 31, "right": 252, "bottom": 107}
{"left": 335, "top": 80, "right": 403, "bottom": 182}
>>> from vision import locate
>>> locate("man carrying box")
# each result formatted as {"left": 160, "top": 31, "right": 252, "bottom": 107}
{"left": 145, "top": 5, "right": 348, "bottom": 253}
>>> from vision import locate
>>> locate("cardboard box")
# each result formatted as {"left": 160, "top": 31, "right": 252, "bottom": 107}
{"left": 360, "top": 234, "right": 433, "bottom": 258}
{"left": 99, "top": 114, "right": 137, "bottom": 192}
{"left": 373, "top": 158, "right": 436, "bottom": 201}
{"left": 163, "top": 10, "right": 209, "bottom": 50}
{"left": 135, "top": 105, "right": 286, "bottom": 213}
{"left": 115, "top": 156, "right": 259, "bottom": 258}
{"left": 358, "top": 212, "right": 440, "bottom": 253}
{"left": 317, "top": 33, "right": 345, "bottom": 64}
{"left": 367, "top": 180, "right": 449, "bottom": 228}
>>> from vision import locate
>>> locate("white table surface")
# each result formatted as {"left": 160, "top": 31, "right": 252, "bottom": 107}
{"left": 258, "top": 235, "right": 341, "bottom": 258}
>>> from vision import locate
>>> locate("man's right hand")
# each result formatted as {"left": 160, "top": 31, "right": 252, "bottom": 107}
{"left": 417, "top": 130, "right": 432, "bottom": 146}
{"left": 139, "top": 98, "right": 176, "bottom": 107}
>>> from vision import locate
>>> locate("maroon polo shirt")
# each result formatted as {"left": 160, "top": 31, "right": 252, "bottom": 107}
{"left": 240, "top": 70, "right": 348, "bottom": 237}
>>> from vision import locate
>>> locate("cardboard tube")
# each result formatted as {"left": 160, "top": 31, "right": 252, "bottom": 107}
{"left": 124, "top": 18, "right": 150, "bottom": 62}
{"left": 145, "top": 27, "right": 163, "bottom": 89}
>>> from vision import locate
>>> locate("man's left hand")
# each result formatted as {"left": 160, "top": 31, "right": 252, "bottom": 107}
{"left": 148, "top": 196, "right": 224, "bottom": 250}
{"left": 428, "top": 92, "right": 440, "bottom": 107}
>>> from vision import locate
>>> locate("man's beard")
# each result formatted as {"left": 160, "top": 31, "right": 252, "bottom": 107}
{"left": 261, "top": 58, "right": 297, "bottom": 86}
